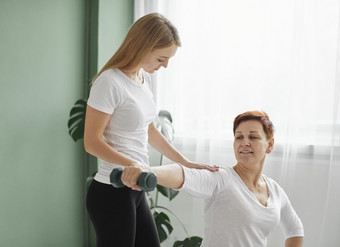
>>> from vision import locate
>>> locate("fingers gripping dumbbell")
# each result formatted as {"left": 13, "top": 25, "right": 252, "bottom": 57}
{"left": 110, "top": 168, "right": 157, "bottom": 192}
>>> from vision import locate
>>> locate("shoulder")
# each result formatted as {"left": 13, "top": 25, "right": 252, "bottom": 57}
{"left": 262, "top": 174, "right": 281, "bottom": 190}
{"left": 91, "top": 69, "right": 129, "bottom": 95}
{"left": 94, "top": 69, "right": 121, "bottom": 86}
{"left": 217, "top": 166, "right": 236, "bottom": 179}
{"left": 262, "top": 174, "right": 289, "bottom": 201}
{"left": 207, "top": 166, "right": 235, "bottom": 190}
{"left": 217, "top": 166, "right": 240, "bottom": 188}
{"left": 180, "top": 165, "right": 234, "bottom": 198}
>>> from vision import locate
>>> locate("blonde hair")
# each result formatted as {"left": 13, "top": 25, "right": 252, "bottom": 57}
{"left": 94, "top": 13, "right": 181, "bottom": 82}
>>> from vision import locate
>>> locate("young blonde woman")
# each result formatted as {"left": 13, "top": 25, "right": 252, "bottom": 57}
{"left": 84, "top": 13, "right": 217, "bottom": 247}
{"left": 121, "top": 111, "right": 304, "bottom": 247}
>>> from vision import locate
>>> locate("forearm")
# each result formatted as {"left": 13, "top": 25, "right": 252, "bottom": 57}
{"left": 151, "top": 164, "right": 184, "bottom": 189}
{"left": 148, "top": 123, "right": 188, "bottom": 164}
{"left": 121, "top": 164, "right": 185, "bottom": 191}
{"left": 148, "top": 123, "right": 219, "bottom": 171}
{"left": 285, "top": 237, "right": 303, "bottom": 247}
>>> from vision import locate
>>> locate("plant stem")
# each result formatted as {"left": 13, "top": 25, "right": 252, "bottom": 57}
{"left": 150, "top": 205, "right": 190, "bottom": 237}
{"left": 155, "top": 154, "right": 164, "bottom": 207}
{"left": 155, "top": 187, "right": 159, "bottom": 207}
{"left": 159, "top": 154, "right": 164, "bottom": 166}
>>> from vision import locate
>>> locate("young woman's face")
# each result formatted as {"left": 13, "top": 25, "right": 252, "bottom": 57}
{"left": 233, "top": 120, "right": 273, "bottom": 167}
{"left": 141, "top": 44, "right": 178, "bottom": 73}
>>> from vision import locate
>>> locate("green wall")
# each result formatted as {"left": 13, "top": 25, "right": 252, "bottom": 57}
{"left": 0, "top": 0, "right": 86, "bottom": 246}
{"left": 0, "top": 0, "right": 133, "bottom": 246}
{"left": 98, "top": 0, "right": 134, "bottom": 70}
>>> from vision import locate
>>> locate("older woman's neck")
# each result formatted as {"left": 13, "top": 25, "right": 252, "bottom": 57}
{"left": 233, "top": 163, "right": 263, "bottom": 187}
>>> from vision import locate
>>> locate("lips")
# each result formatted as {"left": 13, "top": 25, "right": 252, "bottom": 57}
{"left": 240, "top": 150, "right": 253, "bottom": 154}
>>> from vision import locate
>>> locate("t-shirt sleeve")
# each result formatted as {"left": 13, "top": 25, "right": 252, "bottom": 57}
{"left": 279, "top": 188, "right": 304, "bottom": 239}
{"left": 87, "top": 76, "right": 121, "bottom": 114}
{"left": 180, "top": 166, "right": 231, "bottom": 198}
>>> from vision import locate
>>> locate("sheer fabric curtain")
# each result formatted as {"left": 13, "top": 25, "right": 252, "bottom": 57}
{"left": 136, "top": 1, "right": 340, "bottom": 246}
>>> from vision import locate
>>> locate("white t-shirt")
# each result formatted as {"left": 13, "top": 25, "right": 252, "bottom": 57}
{"left": 180, "top": 166, "right": 304, "bottom": 247}
{"left": 87, "top": 68, "right": 157, "bottom": 184}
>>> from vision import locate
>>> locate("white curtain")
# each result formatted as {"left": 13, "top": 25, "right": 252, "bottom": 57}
{"left": 136, "top": 1, "right": 340, "bottom": 246}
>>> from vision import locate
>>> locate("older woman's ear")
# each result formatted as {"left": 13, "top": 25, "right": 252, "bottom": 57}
{"left": 266, "top": 138, "right": 274, "bottom": 154}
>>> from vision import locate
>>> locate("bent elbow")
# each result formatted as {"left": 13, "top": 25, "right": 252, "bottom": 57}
{"left": 83, "top": 135, "right": 94, "bottom": 154}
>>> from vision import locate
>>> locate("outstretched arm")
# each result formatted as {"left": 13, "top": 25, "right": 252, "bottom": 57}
{"left": 121, "top": 164, "right": 184, "bottom": 191}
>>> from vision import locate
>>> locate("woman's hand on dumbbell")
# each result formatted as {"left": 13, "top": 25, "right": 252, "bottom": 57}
{"left": 121, "top": 165, "right": 154, "bottom": 191}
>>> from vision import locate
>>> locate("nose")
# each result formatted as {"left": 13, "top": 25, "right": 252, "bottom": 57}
{"left": 241, "top": 138, "right": 250, "bottom": 146}
{"left": 162, "top": 60, "right": 169, "bottom": 68}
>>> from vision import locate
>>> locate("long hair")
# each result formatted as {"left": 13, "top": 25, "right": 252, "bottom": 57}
{"left": 94, "top": 13, "right": 181, "bottom": 81}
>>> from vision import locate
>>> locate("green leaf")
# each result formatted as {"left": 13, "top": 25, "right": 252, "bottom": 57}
{"left": 67, "top": 99, "right": 87, "bottom": 142}
{"left": 156, "top": 185, "right": 179, "bottom": 201}
{"left": 153, "top": 211, "right": 173, "bottom": 243}
{"left": 173, "top": 236, "right": 203, "bottom": 247}
{"left": 86, "top": 172, "right": 97, "bottom": 189}
{"left": 154, "top": 110, "right": 174, "bottom": 143}
{"left": 158, "top": 110, "right": 173, "bottom": 123}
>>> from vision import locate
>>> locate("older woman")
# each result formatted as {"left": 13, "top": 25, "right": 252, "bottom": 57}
{"left": 121, "top": 111, "right": 304, "bottom": 247}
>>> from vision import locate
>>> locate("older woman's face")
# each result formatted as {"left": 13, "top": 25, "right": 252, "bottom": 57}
{"left": 233, "top": 120, "right": 273, "bottom": 167}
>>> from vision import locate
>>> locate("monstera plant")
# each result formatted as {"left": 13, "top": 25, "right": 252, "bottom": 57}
{"left": 68, "top": 99, "right": 87, "bottom": 142}
{"left": 68, "top": 100, "right": 202, "bottom": 247}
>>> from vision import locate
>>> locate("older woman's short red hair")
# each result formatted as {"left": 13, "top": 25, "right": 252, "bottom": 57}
{"left": 233, "top": 111, "right": 274, "bottom": 140}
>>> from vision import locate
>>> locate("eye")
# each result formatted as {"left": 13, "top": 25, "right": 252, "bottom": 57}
{"left": 158, "top": 58, "right": 165, "bottom": 63}
{"left": 250, "top": 135, "right": 259, "bottom": 140}
{"left": 235, "top": 135, "right": 243, "bottom": 140}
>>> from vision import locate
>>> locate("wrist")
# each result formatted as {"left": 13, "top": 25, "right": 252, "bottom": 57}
{"left": 126, "top": 162, "right": 143, "bottom": 168}
{"left": 180, "top": 159, "right": 191, "bottom": 167}
{"left": 128, "top": 162, "right": 154, "bottom": 174}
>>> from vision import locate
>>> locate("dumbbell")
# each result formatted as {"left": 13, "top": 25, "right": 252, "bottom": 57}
{"left": 110, "top": 167, "right": 157, "bottom": 192}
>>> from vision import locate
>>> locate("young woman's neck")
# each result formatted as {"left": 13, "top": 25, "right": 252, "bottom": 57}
{"left": 121, "top": 68, "right": 141, "bottom": 80}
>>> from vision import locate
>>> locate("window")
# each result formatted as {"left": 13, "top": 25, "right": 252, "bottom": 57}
{"left": 144, "top": 0, "right": 340, "bottom": 147}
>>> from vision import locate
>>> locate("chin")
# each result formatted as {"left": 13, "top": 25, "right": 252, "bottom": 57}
{"left": 144, "top": 68, "right": 154, "bottom": 73}
{"left": 237, "top": 157, "right": 253, "bottom": 164}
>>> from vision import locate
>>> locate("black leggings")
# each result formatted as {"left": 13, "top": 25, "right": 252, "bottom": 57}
{"left": 86, "top": 180, "right": 160, "bottom": 247}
